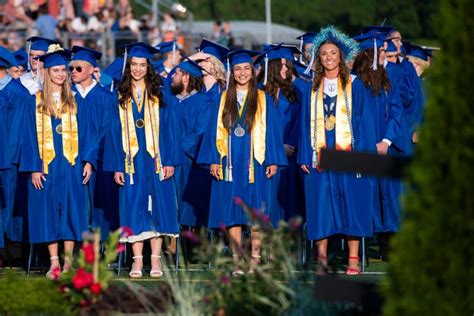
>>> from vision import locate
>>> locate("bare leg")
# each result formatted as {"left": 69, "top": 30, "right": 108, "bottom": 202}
{"left": 249, "top": 227, "right": 261, "bottom": 272}
{"left": 150, "top": 237, "right": 163, "bottom": 277}
{"left": 346, "top": 237, "right": 360, "bottom": 275}
{"left": 228, "top": 226, "right": 243, "bottom": 274}
{"left": 63, "top": 240, "right": 75, "bottom": 272}
{"left": 315, "top": 238, "right": 328, "bottom": 275}
{"left": 129, "top": 241, "right": 144, "bottom": 278}
{"left": 47, "top": 242, "right": 60, "bottom": 276}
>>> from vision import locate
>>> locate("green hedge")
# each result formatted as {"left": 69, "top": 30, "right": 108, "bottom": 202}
{"left": 383, "top": 0, "right": 474, "bottom": 315}
{"left": 0, "top": 272, "right": 73, "bottom": 315}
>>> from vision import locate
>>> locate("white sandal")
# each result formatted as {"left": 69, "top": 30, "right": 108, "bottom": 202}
{"left": 150, "top": 255, "right": 163, "bottom": 278}
{"left": 129, "top": 256, "right": 143, "bottom": 278}
{"left": 46, "top": 256, "right": 60, "bottom": 279}
{"left": 248, "top": 254, "right": 261, "bottom": 274}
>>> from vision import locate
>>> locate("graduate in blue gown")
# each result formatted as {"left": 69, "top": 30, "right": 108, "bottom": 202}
{"left": 198, "top": 49, "right": 287, "bottom": 275}
{"left": 0, "top": 47, "right": 31, "bottom": 244}
{"left": 352, "top": 33, "right": 407, "bottom": 237}
{"left": 102, "top": 57, "right": 124, "bottom": 94}
{"left": 298, "top": 26, "right": 377, "bottom": 275}
{"left": 257, "top": 44, "right": 305, "bottom": 225}
{"left": 19, "top": 46, "right": 96, "bottom": 278}
{"left": 169, "top": 60, "right": 212, "bottom": 227}
{"left": 103, "top": 43, "right": 183, "bottom": 278}
{"left": 70, "top": 46, "right": 119, "bottom": 240}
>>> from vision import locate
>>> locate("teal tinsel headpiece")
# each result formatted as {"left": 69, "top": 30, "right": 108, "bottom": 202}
{"left": 305, "top": 25, "right": 359, "bottom": 74}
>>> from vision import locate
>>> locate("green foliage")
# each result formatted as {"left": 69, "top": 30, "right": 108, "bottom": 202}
{"left": 383, "top": 0, "right": 474, "bottom": 314}
{"left": 0, "top": 272, "right": 73, "bottom": 315}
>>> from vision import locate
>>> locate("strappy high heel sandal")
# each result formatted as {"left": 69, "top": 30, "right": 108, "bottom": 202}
{"left": 62, "top": 255, "right": 72, "bottom": 273}
{"left": 46, "top": 256, "right": 61, "bottom": 280}
{"left": 231, "top": 254, "right": 245, "bottom": 277}
{"left": 248, "top": 254, "right": 261, "bottom": 274}
{"left": 346, "top": 256, "right": 361, "bottom": 275}
{"left": 129, "top": 256, "right": 143, "bottom": 279}
{"left": 150, "top": 255, "right": 163, "bottom": 278}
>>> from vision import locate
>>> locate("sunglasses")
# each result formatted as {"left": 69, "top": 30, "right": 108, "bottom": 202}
{"left": 69, "top": 66, "right": 83, "bottom": 73}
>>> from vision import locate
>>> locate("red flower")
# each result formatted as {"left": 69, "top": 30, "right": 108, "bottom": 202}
{"left": 90, "top": 282, "right": 101, "bottom": 295}
{"left": 79, "top": 299, "right": 90, "bottom": 307}
{"left": 120, "top": 226, "right": 133, "bottom": 238}
{"left": 219, "top": 274, "right": 230, "bottom": 285}
{"left": 51, "top": 266, "right": 61, "bottom": 280}
{"left": 82, "top": 244, "right": 95, "bottom": 264}
{"left": 72, "top": 267, "right": 94, "bottom": 290}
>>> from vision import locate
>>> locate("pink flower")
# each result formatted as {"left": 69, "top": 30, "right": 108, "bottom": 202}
{"left": 79, "top": 299, "right": 90, "bottom": 307}
{"left": 117, "top": 243, "right": 125, "bottom": 253}
{"left": 72, "top": 267, "right": 94, "bottom": 290}
{"left": 232, "top": 196, "right": 243, "bottom": 206}
{"left": 182, "top": 230, "right": 200, "bottom": 243}
{"left": 260, "top": 214, "right": 270, "bottom": 224}
{"left": 219, "top": 223, "right": 227, "bottom": 231}
{"left": 82, "top": 244, "right": 95, "bottom": 264}
{"left": 59, "top": 284, "right": 70, "bottom": 293}
{"left": 90, "top": 282, "right": 102, "bottom": 295}
{"left": 219, "top": 274, "right": 230, "bottom": 285}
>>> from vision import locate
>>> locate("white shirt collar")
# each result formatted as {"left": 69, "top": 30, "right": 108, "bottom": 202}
{"left": 323, "top": 77, "right": 338, "bottom": 98}
{"left": 75, "top": 80, "right": 97, "bottom": 98}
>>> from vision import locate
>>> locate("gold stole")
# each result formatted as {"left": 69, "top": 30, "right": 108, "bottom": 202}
{"left": 119, "top": 93, "right": 161, "bottom": 184}
{"left": 310, "top": 77, "right": 352, "bottom": 168}
{"left": 215, "top": 90, "right": 266, "bottom": 183}
{"left": 35, "top": 93, "right": 79, "bottom": 174}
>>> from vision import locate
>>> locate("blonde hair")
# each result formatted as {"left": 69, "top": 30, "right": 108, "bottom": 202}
{"left": 207, "top": 55, "right": 227, "bottom": 87}
{"left": 407, "top": 55, "right": 430, "bottom": 74}
{"left": 38, "top": 67, "right": 77, "bottom": 116}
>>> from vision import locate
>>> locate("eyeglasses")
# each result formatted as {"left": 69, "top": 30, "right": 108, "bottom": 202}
{"left": 69, "top": 66, "right": 83, "bottom": 73}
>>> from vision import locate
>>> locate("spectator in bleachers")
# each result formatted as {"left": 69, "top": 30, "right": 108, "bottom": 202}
{"left": 35, "top": 4, "right": 58, "bottom": 41}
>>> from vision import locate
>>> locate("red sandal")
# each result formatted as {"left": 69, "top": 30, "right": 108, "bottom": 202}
{"left": 346, "top": 256, "right": 361, "bottom": 275}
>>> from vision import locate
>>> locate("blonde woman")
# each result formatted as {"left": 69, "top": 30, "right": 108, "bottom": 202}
{"left": 20, "top": 45, "right": 96, "bottom": 278}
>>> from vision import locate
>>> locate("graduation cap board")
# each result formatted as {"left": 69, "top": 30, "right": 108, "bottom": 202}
{"left": 318, "top": 148, "right": 412, "bottom": 179}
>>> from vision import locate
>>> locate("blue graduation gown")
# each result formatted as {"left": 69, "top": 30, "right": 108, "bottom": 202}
{"left": 103, "top": 93, "right": 184, "bottom": 238}
{"left": 73, "top": 83, "right": 119, "bottom": 240}
{"left": 198, "top": 92, "right": 287, "bottom": 228}
{"left": 20, "top": 94, "right": 98, "bottom": 243}
{"left": 298, "top": 78, "right": 377, "bottom": 240}
{"left": 172, "top": 91, "right": 213, "bottom": 227}
{"left": 0, "top": 78, "right": 30, "bottom": 243}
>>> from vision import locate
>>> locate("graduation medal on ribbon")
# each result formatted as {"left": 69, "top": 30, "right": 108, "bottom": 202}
{"left": 234, "top": 124, "right": 245, "bottom": 137}
{"left": 56, "top": 124, "right": 63, "bottom": 134}
{"left": 325, "top": 114, "right": 336, "bottom": 131}
{"left": 135, "top": 118, "right": 145, "bottom": 128}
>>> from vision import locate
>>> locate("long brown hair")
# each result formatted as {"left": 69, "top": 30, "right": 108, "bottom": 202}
{"left": 312, "top": 41, "right": 351, "bottom": 91}
{"left": 222, "top": 66, "right": 259, "bottom": 130}
{"left": 258, "top": 58, "right": 296, "bottom": 104}
{"left": 37, "top": 67, "right": 77, "bottom": 115}
{"left": 352, "top": 48, "right": 391, "bottom": 95}
{"left": 118, "top": 58, "right": 164, "bottom": 109}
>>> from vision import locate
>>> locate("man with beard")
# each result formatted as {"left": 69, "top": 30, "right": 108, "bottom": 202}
{"left": 70, "top": 46, "right": 119, "bottom": 240}
{"left": 169, "top": 59, "right": 213, "bottom": 260}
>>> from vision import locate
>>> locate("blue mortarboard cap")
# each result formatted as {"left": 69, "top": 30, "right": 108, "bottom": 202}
{"left": 386, "top": 40, "right": 397, "bottom": 53}
{"left": 27, "top": 36, "right": 59, "bottom": 52}
{"left": 271, "top": 44, "right": 301, "bottom": 63}
{"left": 174, "top": 58, "right": 204, "bottom": 78}
{"left": 13, "top": 49, "right": 28, "bottom": 68}
{"left": 126, "top": 42, "right": 159, "bottom": 60}
{"left": 406, "top": 44, "right": 430, "bottom": 61}
{"left": 156, "top": 41, "right": 179, "bottom": 54}
{"left": 227, "top": 49, "right": 260, "bottom": 68}
{"left": 354, "top": 33, "right": 386, "bottom": 51}
{"left": 103, "top": 57, "right": 124, "bottom": 82}
{"left": 198, "top": 39, "right": 230, "bottom": 61}
{"left": 361, "top": 26, "right": 395, "bottom": 36}
{"left": 0, "top": 47, "right": 18, "bottom": 68}
{"left": 254, "top": 43, "right": 283, "bottom": 65}
{"left": 296, "top": 32, "right": 317, "bottom": 44}
{"left": 71, "top": 46, "right": 102, "bottom": 67}
{"left": 37, "top": 48, "right": 72, "bottom": 68}
{"left": 152, "top": 59, "right": 164, "bottom": 74}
